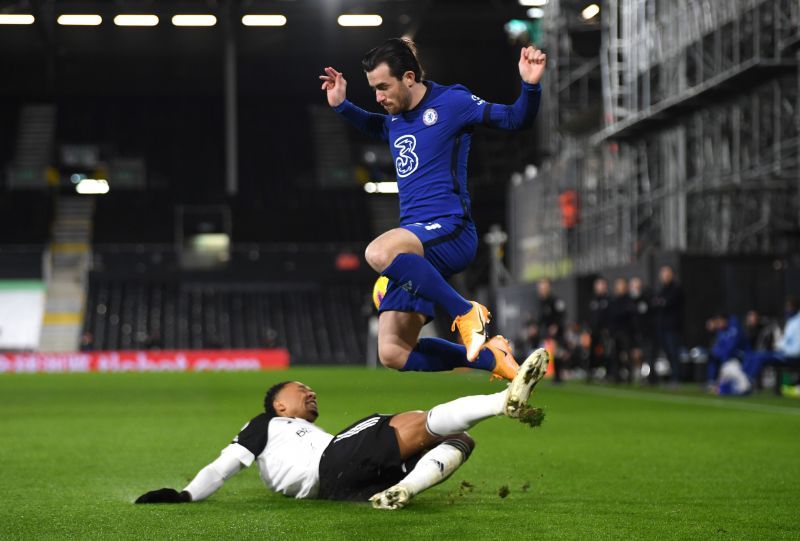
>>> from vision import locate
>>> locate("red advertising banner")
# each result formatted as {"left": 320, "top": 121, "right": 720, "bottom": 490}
{"left": 0, "top": 349, "right": 290, "bottom": 374}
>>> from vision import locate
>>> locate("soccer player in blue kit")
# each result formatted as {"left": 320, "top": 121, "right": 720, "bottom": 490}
{"left": 319, "top": 38, "right": 546, "bottom": 381}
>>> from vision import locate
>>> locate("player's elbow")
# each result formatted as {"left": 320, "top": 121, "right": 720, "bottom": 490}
{"left": 490, "top": 114, "right": 529, "bottom": 132}
{"left": 518, "top": 117, "right": 536, "bottom": 130}
{"left": 504, "top": 113, "right": 525, "bottom": 130}
{"left": 509, "top": 114, "right": 536, "bottom": 131}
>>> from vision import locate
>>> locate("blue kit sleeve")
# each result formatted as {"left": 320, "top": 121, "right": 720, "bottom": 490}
{"left": 484, "top": 81, "right": 542, "bottom": 130}
{"left": 333, "top": 100, "right": 389, "bottom": 141}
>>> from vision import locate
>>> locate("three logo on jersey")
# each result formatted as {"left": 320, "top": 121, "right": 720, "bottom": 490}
{"left": 391, "top": 107, "right": 440, "bottom": 178}
{"left": 391, "top": 95, "right": 484, "bottom": 178}
{"left": 394, "top": 135, "right": 419, "bottom": 178}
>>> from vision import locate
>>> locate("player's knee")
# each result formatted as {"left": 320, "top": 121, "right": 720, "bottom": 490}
{"left": 378, "top": 344, "right": 409, "bottom": 370}
{"left": 364, "top": 243, "right": 395, "bottom": 273}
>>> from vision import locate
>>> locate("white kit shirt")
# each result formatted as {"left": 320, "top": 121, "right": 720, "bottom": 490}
{"left": 222, "top": 414, "right": 334, "bottom": 499}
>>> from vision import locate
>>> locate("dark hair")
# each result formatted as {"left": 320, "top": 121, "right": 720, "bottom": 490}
{"left": 787, "top": 295, "right": 799, "bottom": 313}
{"left": 362, "top": 37, "right": 425, "bottom": 82}
{"left": 264, "top": 381, "right": 292, "bottom": 416}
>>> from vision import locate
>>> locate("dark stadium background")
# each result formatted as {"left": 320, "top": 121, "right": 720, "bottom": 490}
{"left": 1, "top": 0, "right": 798, "bottom": 380}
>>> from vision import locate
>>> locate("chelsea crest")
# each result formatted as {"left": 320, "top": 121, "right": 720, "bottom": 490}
{"left": 422, "top": 108, "right": 438, "bottom": 126}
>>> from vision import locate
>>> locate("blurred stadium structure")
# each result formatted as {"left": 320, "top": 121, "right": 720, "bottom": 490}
{"left": 502, "top": 0, "right": 800, "bottom": 347}
{"left": 0, "top": 0, "right": 798, "bottom": 367}
{"left": 513, "top": 0, "right": 799, "bottom": 277}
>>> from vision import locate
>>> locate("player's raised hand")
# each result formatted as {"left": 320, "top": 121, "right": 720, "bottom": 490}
{"left": 134, "top": 487, "right": 191, "bottom": 504}
{"left": 519, "top": 46, "right": 547, "bottom": 85}
{"left": 319, "top": 66, "right": 347, "bottom": 108}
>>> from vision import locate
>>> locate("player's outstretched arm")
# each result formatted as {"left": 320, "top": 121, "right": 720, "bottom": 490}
{"left": 320, "top": 65, "right": 388, "bottom": 140}
{"left": 477, "top": 46, "right": 546, "bottom": 131}
{"left": 135, "top": 453, "right": 244, "bottom": 504}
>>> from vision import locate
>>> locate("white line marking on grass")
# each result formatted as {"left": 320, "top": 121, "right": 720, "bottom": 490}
{"left": 556, "top": 385, "right": 800, "bottom": 416}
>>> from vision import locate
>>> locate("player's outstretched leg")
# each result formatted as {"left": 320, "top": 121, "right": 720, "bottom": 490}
{"left": 370, "top": 437, "right": 471, "bottom": 510}
{"left": 370, "top": 357, "right": 549, "bottom": 510}
{"left": 398, "top": 334, "right": 519, "bottom": 381}
{"left": 379, "top": 251, "right": 490, "bottom": 361}
{"left": 382, "top": 254, "right": 491, "bottom": 361}
{"left": 504, "top": 347, "right": 550, "bottom": 418}
{"left": 367, "top": 229, "right": 492, "bottom": 362}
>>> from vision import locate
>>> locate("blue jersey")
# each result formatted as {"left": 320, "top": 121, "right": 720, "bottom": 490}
{"left": 711, "top": 315, "right": 750, "bottom": 361}
{"left": 334, "top": 80, "right": 541, "bottom": 225}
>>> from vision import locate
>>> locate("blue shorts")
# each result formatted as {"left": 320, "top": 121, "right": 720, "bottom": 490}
{"left": 378, "top": 216, "right": 478, "bottom": 320}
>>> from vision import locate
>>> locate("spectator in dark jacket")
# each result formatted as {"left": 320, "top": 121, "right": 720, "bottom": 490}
{"left": 744, "top": 309, "right": 777, "bottom": 351}
{"left": 535, "top": 279, "right": 566, "bottom": 382}
{"left": 629, "top": 276, "right": 654, "bottom": 383}
{"left": 652, "top": 265, "right": 683, "bottom": 385}
{"left": 608, "top": 278, "right": 635, "bottom": 382}
{"left": 536, "top": 279, "right": 565, "bottom": 341}
{"left": 587, "top": 277, "right": 611, "bottom": 380}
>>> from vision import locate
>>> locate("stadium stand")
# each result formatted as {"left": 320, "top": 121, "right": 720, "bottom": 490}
{"left": 81, "top": 186, "right": 374, "bottom": 363}
{"left": 82, "top": 279, "right": 368, "bottom": 364}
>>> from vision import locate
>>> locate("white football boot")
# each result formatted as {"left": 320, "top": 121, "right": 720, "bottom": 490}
{"left": 369, "top": 485, "right": 412, "bottom": 510}
{"left": 504, "top": 348, "right": 549, "bottom": 418}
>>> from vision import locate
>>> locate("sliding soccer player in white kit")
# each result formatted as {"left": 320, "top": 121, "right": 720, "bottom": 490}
{"left": 135, "top": 349, "right": 548, "bottom": 509}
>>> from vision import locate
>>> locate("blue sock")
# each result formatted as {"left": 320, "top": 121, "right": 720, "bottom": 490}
{"left": 400, "top": 337, "right": 496, "bottom": 372}
{"left": 382, "top": 253, "right": 472, "bottom": 318}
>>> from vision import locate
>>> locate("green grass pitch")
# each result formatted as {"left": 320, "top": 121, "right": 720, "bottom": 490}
{"left": 1, "top": 368, "right": 799, "bottom": 540}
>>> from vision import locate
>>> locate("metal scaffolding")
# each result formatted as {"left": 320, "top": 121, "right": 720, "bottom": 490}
{"left": 510, "top": 0, "right": 800, "bottom": 280}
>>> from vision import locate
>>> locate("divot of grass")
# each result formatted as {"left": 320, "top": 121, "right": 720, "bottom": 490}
{"left": 446, "top": 479, "right": 475, "bottom": 504}
{"left": 517, "top": 405, "right": 545, "bottom": 427}
{"left": 459, "top": 480, "right": 474, "bottom": 493}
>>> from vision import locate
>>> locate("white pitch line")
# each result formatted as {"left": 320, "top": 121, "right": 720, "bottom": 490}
{"left": 554, "top": 384, "right": 800, "bottom": 416}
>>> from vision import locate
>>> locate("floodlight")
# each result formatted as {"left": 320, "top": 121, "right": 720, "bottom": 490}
{"left": 338, "top": 15, "right": 382, "bottom": 27}
{"left": 171, "top": 15, "right": 217, "bottom": 27}
{"left": 0, "top": 14, "right": 34, "bottom": 25}
{"left": 242, "top": 15, "right": 287, "bottom": 27}
{"left": 114, "top": 15, "right": 159, "bottom": 27}
{"left": 57, "top": 15, "right": 102, "bottom": 26}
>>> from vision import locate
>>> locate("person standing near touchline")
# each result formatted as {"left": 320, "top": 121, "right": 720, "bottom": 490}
{"left": 319, "top": 38, "right": 546, "bottom": 381}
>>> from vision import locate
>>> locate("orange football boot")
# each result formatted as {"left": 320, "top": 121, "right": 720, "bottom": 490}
{"left": 451, "top": 301, "right": 491, "bottom": 362}
{"left": 483, "top": 335, "right": 520, "bottom": 382}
